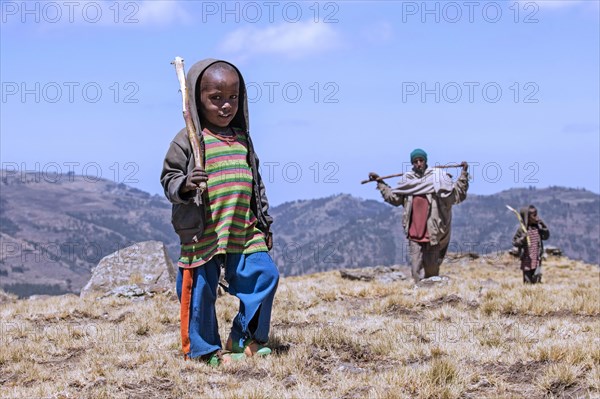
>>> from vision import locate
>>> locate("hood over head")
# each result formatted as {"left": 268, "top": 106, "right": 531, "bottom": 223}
{"left": 519, "top": 205, "right": 537, "bottom": 226}
{"left": 186, "top": 58, "right": 249, "bottom": 134}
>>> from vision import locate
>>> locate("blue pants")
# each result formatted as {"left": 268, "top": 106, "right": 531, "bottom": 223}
{"left": 176, "top": 252, "right": 279, "bottom": 359}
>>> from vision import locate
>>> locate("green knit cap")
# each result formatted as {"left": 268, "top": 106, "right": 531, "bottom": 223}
{"left": 410, "top": 148, "right": 427, "bottom": 163}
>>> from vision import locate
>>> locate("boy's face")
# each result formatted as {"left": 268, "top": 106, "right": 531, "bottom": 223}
{"left": 528, "top": 209, "right": 539, "bottom": 225}
{"left": 199, "top": 69, "right": 240, "bottom": 131}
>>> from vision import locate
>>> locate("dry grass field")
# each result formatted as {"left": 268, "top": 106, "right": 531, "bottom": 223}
{"left": 1, "top": 253, "right": 598, "bottom": 399}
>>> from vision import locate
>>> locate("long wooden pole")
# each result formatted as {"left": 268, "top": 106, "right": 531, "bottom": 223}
{"left": 171, "top": 56, "right": 206, "bottom": 205}
{"left": 506, "top": 205, "right": 530, "bottom": 246}
{"left": 360, "top": 164, "right": 463, "bottom": 184}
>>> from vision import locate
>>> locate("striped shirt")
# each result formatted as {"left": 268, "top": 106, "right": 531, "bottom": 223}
{"left": 521, "top": 227, "right": 541, "bottom": 271}
{"left": 178, "top": 129, "right": 268, "bottom": 268}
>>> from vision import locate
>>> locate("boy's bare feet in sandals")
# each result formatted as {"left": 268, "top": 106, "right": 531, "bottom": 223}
{"left": 226, "top": 335, "right": 272, "bottom": 357}
{"left": 200, "top": 349, "right": 246, "bottom": 366}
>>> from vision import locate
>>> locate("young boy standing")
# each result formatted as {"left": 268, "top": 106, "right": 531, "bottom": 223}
{"left": 161, "top": 59, "right": 279, "bottom": 364}
{"left": 512, "top": 205, "right": 550, "bottom": 284}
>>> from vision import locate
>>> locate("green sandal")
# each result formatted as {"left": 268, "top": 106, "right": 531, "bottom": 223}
{"left": 226, "top": 336, "right": 272, "bottom": 357}
{"left": 204, "top": 350, "right": 246, "bottom": 367}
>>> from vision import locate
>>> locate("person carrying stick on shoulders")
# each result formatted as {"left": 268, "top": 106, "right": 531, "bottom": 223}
{"left": 367, "top": 148, "right": 469, "bottom": 283}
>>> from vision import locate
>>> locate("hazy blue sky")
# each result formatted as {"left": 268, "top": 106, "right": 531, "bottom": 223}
{"left": 2, "top": 0, "right": 599, "bottom": 205}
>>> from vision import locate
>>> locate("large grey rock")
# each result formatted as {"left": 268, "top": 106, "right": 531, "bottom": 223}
{"left": 101, "top": 284, "right": 150, "bottom": 300}
{"left": 80, "top": 241, "right": 175, "bottom": 298}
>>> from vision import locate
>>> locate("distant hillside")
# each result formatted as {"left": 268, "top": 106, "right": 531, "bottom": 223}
{"left": 453, "top": 187, "right": 599, "bottom": 264}
{"left": 1, "top": 170, "right": 598, "bottom": 296}
{"left": 0, "top": 171, "right": 179, "bottom": 297}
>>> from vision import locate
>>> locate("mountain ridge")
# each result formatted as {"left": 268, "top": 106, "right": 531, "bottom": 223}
{"left": 1, "top": 170, "right": 598, "bottom": 296}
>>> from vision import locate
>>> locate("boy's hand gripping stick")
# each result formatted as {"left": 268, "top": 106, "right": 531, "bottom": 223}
{"left": 171, "top": 56, "right": 206, "bottom": 205}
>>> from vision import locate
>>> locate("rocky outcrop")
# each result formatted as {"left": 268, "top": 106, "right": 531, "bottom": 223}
{"left": 545, "top": 246, "right": 563, "bottom": 257}
{"left": 80, "top": 241, "right": 175, "bottom": 298}
{"left": 417, "top": 275, "right": 450, "bottom": 288}
{"left": 446, "top": 252, "right": 480, "bottom": 261}
{"left": 339, "top": 265, "right": 407, "bottom": 283}
{"left": 101, "top": 284, "right": 151, "bottom": 299}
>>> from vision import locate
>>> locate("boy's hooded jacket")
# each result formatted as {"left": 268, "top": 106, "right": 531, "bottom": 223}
{"left": 160, "top": 59, "right": 272, "bottom": 244}
{"left": 512, "top": 207, "right": 549, "bottom": 263}
{"left": 377, "top": 168, "right": 469, "bottom": 247}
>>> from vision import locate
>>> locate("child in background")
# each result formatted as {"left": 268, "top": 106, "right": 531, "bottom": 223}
{"left": 161, "top": 59, "right": 279, "bottom": 365}
{"left": 513, "top": 205, "right": 550, "bottom": 284}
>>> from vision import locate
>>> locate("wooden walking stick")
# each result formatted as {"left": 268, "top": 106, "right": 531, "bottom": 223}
{"left": 360, "top": 172, "right": 405, "bottom": 184}
{"left": 360, "top": 164, "right": 463, "bottom": 184}
{"left": 506, "top": 205, "right": 530, "bottom": 246}
{"left": 171, "top": 56, "right": 206, "bottom": 206}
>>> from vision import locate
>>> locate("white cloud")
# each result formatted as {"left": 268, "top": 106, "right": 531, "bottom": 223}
{"left": 220, "top": 21, "right": 342, "bottom": 60}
